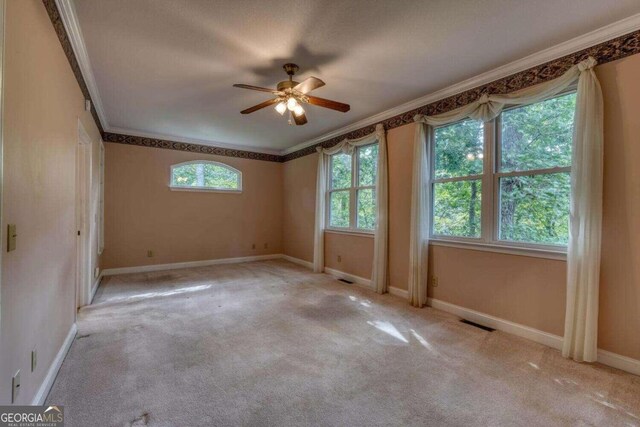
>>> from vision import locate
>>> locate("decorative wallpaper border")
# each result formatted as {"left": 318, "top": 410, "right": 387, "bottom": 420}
{"left": 283, "top": 28, "right": 640, "bottom": 162}
{"left": 43, "top": 0, "right": 639, "bottom": 163}
{"left": 103, "top": 133, "right": 283, "bottom": 163}
{"left": 42, "top": 0, "right": 104, "bottom": 134}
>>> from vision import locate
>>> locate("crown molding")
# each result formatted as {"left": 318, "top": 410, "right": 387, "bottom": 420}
{"left": 106, "top": 127, "right": 282, "bottom": 156}
{"left": 282, "top": 13, "right": 640, "bottom": 157}
{"left": 54, "top": 0, "right": 109, "bottom": 129}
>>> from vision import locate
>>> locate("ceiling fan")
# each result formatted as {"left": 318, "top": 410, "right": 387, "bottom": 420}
{"left": 233, "top": 63, "right": 350, "bottom": 126}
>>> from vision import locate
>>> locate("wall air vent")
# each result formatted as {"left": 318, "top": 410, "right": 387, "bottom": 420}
{"left": 338, "top": 278, "right": 354, "bottom": 284}
{"left": 460, "top": 319, "right": 495, "bottom": 332}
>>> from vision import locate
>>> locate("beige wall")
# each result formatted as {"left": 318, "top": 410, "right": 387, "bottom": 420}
{"left": 596, "top": 54, "right": 640, "bottom": 359}
{"left": 324, "top": 232, "right": 373, "bottom": 278}
{"left": 281, "top": 54, "right": 640, "bottom": 361}
{"left": 428, "top": 246, "right": 567, "bottom": 335}
{"left": 282, "top": 152, "right": 316, "bottom": 262}
{"left": 387, "top": 124, "right": 415, "bottom": 289}
{"left": 0, "top": 1, "right": 102, "bottom": 404}
{"left": 102, "top": 144, "right": 283, "bottom": 269}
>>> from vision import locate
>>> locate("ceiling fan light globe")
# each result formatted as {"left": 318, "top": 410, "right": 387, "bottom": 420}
{"left": 275, "top": 102, "right": 287, "bottom": 115}
{"left": 293, "top": 105, "right": 305, "bottom": 117}
{"left": 287, "top": 97, "right": 298, "bottom": 111}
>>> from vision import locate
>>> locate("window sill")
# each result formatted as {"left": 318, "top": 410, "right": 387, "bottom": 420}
{"left": 325, "top": 228, "right": 375, "bottom": 238}
{"left": 429, "top": 238, "right": 567, "bottom": 261}
{"left": 169, "top": 186, "right": 242, "bottom": 194}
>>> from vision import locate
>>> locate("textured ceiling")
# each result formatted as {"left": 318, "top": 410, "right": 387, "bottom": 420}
{"left": 75, "top": 0, "right": 640, "bottom": 152}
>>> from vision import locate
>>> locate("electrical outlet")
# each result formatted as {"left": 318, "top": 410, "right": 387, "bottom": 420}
{"left": 432, "top": 276, "right": 439, "bottom": 287}
{"left": 12, "top": 370, "right": 20, "bottom": 403}
{"left": 337, "top": 255, "right": 342, "bottom": 263}
{"left": 31, "top": 349, "right": 37, "bottom": 372}
{"left": 147, "top": 250, "right": 153, "bottom": 258}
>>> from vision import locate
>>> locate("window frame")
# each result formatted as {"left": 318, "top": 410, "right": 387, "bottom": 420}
{"left": 169, "top": 160, "right": 242, "bottom": 193}
{"left": 429, "top": 90, "right": 576, "bottom": 259}
{"left": 430, "top": 118, "right": 485, "bottom": 241}
{"left": 326, "top": 143, "right": 378, "bottom": 235}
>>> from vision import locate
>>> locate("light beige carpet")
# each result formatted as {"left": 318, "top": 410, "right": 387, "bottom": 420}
{"left": 47, "top": 259, "right": 640, "bottom": 426}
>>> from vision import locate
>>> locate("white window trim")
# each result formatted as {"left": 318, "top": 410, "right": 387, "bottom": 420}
{"left": 169, "top": 160, "right": 242, "bottom": 193}
{"left": 325, "top": 229, "right": 375, "bottom": 238}
{"left": 429, "top": 92, "right": 576, "bottom": 260}
{"left": 325, "top": 143, "right": 378, "bottom": 234}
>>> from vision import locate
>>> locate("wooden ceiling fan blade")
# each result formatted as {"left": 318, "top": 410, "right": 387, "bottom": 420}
{"left": 233, "top": 84, "right": 282, "bottom": 95}
{"left": 293, "top": 112, "right": 308, "bottom": 125}
{"left": 305, "top": 95, "right": 350, "bottom": 112}
{"left": 241, "top": 98, "right": 279, "bottom": 114}
{"left": 293, "top": 77, "right": 325, "bottom": 94}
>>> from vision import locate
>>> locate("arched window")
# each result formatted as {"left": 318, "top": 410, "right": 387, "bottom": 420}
{"left": 169, "top": 160, "right": 242, "bottom": 192}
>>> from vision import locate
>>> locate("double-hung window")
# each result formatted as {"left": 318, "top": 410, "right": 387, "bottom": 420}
{"left": 430, "top": 91, "right": 577, "bottom": 254}
{"left": 432, "top": 119, "right": 484, "bottom": 238}
{"left": 327, "top": 144, "right": 379, "bottom": 232}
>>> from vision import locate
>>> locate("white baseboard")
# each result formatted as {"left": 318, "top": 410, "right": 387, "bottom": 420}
{"left": 280, "top": 258, "right": 410, "bottom": 300}
{"left": 428, "top": 298, "right": 640, "bottom": 376}
{"left": 90, "top": 272, "right": 103, "bottom": 303}
{"left": 102, "top": 254, "right": 283, "bottom": 276}
{"left": 389, "top": 286, "right": 409, "bottom": 299}
{"left": 281, "top": 254, "right": 314, "bottom": 269}
{"left": 597, "top": 349, "right": 640, "bottom": 376}
{"left": 32, "top": 323, "right": 77, "bottom": 405}
{"left": 324, "top": 267, "right": 373, "bottom": 290}
{"left": 428, "top": 298, "right": 563, "bottom": 350}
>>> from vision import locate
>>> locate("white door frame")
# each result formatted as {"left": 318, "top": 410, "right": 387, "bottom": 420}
{"left": 76, "top": 121, "right": 93, "bottom": 308}
{"left": 0, "top": 0, "right": 6, "bottom": 332}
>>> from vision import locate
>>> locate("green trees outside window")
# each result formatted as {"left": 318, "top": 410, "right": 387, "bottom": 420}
{"left": 432, "top": 120, "right": 484, "bottom": 237}
{"left": 431, "top": 91, "right": 576, "bottom": 247}
{"left": 170, "top": 161, "right": 241, "bottom": 192}
{"left": 497, "top": 93, "right": 575, "bottom": 245}
{"left": 328, "top": 144, "right": 378, "bottom": 231}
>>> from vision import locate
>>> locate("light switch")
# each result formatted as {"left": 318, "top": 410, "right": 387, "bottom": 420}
{"left": 12, "top": 370, "right": 20, "bottom": 403}
{"left": 7, "top": 224, "right": 17, "bottom": 252}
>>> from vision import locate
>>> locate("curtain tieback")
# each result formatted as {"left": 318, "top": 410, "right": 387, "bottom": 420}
{"left": 578, "top": 57, "right": 597, "bottom": 72}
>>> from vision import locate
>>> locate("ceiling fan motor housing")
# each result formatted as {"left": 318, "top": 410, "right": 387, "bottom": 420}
{"left": 277, "top": 80, "right": 300, "bottom": 92}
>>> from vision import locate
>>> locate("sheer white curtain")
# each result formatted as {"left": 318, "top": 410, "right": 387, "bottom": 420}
{"left": 410, "top": 58, "right": 603, "bottom": 360}
{"left": 313, "top": 143, "right": 344, "bottom": 273}
{"left": 408, "top": 123, "right": 430, "bottom": 307}
{"left": 562, "top": 60, "right": 604, "bottom": 362}
{"left": 371, "top": 125, "right": 389, "bottom": 294}
{"left": 313, "top": 124, "right": 389, "bottom": 294}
